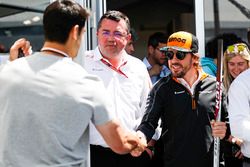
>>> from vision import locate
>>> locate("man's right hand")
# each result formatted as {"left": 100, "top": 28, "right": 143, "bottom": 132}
{"left": 9, "top": 38, "right": 32, "bottom": 61}
{"left": 130, "top": 131, "right": 147, "bottom": 157}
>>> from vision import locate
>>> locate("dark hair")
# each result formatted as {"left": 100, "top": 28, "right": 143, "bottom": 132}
{"left": 97, "top": 10, "right": 130, "bottom": 33}
{"left": 248, "top": 29, "right": 250, "bottom": 44}
{"left": 130, "top": 28, "right": 139, "bottom": 42}
{"left": 205, "top": 33, "right": 245, "bottom": 59}
{"left": 147, "top": 32, "right": 167, "bottom": 49}
{"left": 43, "top": 0, "right": 89, "bottom": 44}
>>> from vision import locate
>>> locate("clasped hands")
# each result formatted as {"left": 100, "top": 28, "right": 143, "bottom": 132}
{"left": 130, "top": 131, "right": 147, "bottom": 157}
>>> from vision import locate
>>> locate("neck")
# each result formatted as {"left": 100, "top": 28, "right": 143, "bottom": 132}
{"left": 42, "top": 42, "right": 72, "bottom": 58}
{"left": 103, "top": 55, "right": 122, "bottom": 68}
{"left": 147, "top": 56, "right": 156, "bottom": 66}
{"left": 183, "top": 68, "right": 199, "bottom": 87}
{"left": 101, "top": 49, "right": 124, "bottom": 68}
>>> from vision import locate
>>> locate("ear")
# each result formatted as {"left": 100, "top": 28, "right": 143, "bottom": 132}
{"left": 192, "top": 54, "right": 200, "bottom": 67}
{"left": 126, "top": 33, "right": 131, "bottom": 41}
{"left": 71, "top": 25, "right": 80, "bottom": 40}
{"left": 148, "top": 45, "right": 154, "bottom": 55}
{"left": 192, "top": 53, "right": 200, "bottom": 61}
{"left": 96, "top": 29, "right": 99, "bottom": 37}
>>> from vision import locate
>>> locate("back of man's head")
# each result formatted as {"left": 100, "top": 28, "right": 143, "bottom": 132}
{"left": 130, "top": 28, "right": 138, "bottom": 42}
{"left": 43, "top": 0, "right": 89, "bottom": 44}
{"left": 147, "top": 32, "right": 167, "bottom": 49}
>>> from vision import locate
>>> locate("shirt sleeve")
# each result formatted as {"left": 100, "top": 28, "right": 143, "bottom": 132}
{"left": 137, "top": 82, "right": 163, "bottom": 142}
{"left": 228, "top": 79, "right": 250, "bottom": 142}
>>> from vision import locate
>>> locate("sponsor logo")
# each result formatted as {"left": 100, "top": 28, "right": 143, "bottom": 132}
{"left": 168, "top": 37, "right": 187, "bottom": 44}
{"left": 92, "top": 68, "right": 104, "bottom": 71}
{"left": 174, "top": 90, "right": 185, "bottom": 94}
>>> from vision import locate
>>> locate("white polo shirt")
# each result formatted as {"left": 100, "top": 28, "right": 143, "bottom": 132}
{"left": 84, "top": 47, "right": 152, "bottom": 147}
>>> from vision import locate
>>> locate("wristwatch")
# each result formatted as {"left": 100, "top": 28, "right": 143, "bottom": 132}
{"left": 232, "top": 137, "right": 237, "bottom": 145}
{"left": 146, "top": 146, "right": 155, "bottom": 156}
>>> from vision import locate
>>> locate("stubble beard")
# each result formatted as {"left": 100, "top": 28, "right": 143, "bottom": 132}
{"left": 172, "top": 70, "right": 185, "bottom": 78}
{"left": 171, "top": 63, "right": 192, "bottom": 78}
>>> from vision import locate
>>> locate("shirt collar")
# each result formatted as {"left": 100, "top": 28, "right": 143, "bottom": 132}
{"left": 176, "top": 69, "right": 208, "bottom": 95}
{"left": 93, "top": 47, "right": 103, "bottom": 61}
{"left": 143, "top": 57, "right": 169, "bottom": 70}
{"left": 94, "top": 47, "right": 128, "bottom": 66}
{"left": 142, "top": 57, "right": 152, "bottom": 69}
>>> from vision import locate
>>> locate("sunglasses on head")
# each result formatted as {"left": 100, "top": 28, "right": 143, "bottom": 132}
{"left": 226, "top": 43, "right": 250, "bottom": 54}
{"left": 163, "top": 50, "right": 190, "bottom": 60}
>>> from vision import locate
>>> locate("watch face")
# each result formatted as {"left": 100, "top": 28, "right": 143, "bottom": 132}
{"left": 232, "top": 137, "right": 236, "bottom": 144}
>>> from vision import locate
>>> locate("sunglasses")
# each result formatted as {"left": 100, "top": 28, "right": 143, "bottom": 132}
{"left": 163, "top": 50, "right": 190, "bottom": 60}
{"left": 226, "top": 43, "right": 250, "bottom": 54}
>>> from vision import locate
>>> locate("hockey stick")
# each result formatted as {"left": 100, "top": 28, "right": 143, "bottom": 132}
{"left": 213, "top": 39, "right": 223, "bottom": 167}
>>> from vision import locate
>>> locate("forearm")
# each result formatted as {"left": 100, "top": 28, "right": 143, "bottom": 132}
{"left": 137, "top": 122, "right": 156, "bottom": 142}
{"left": 96, "top": 119, "right": 144, "bottom": 154}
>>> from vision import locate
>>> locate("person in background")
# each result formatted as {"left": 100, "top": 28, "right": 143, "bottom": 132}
{"left": 8, "top": 38, "right": 32, "bottom": 60}
{"left": 132, "top": 31, "right": 228, "bottom": 167}
{"left": 228, "top": 68, "right": 250, "bottom": 167}
{"left": 201, "top": 38, "right": 218, "bottom": 76}
{"left": 0, "top": 1, "right": 145, "bottom": 166}
{"left": 223, "top": 43, "right": 250, "bottom": 92}
{"left": 202, "top": 34, "right": 247, "bottom": 167}
{"left": 84, "top": 10, "right": 153, "bottom": 167}
{"left": 125, "top": 28, "right": 139, "bottom": 55}
{"left": 223, "top": 43, "right": 250, "bottom": 167}
{"left": 201, "top": 33, "right": 244, "bottom": 77}
{"left": 142, "top": 32, "right": 171, "bottom": 167}
{"left": 0, "top": 44, "right": 5, "bottom": 53}
{"left": 0, "top": 39, "right": 32, "bottom": 65}
{"left": 143, "top": 32, "right": 171, "bottom": 84}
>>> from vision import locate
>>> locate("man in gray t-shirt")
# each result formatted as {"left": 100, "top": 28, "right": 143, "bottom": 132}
{"left": 0, "top": 1, "right": 146, "bottom": 167}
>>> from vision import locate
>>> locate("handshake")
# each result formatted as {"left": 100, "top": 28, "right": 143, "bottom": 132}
{"left": 127, "top": 131, "right": 148, "bottom": 157}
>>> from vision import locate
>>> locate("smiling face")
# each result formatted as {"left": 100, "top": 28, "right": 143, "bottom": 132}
{"left": 97, "top": 18, "right": 130, "bottom": 59}
{"left": 227, "top": 55, "right": 249, "bottom": 79}
{"left": 167, "top": 48, "right": 196, "bottom": 78}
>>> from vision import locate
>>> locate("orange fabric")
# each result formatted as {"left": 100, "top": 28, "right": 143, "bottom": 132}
{"left": 167, "top": 31, "right": 192, "bottom": 50}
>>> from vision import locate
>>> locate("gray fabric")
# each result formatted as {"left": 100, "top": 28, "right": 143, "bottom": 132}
{"left": 0, "top": 53, "right": 113, "bottom": 167}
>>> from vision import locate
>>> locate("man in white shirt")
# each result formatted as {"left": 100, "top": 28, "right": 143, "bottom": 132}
{"left": 84, "top": 10, "right": 153, "bottom": 167}
{"left": 228, "top": 68, "right": 250, "bottom": 167}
